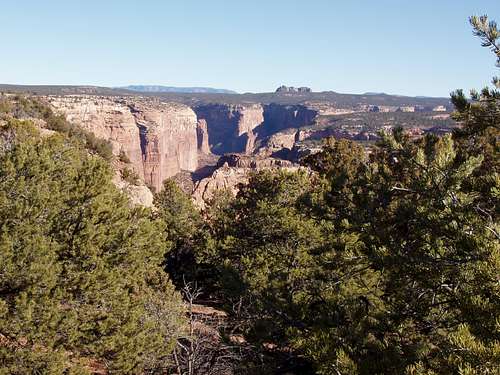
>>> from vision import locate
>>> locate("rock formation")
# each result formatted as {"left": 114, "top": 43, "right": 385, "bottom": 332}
{"left": 48, "top": 95, "right": 145, "bottom": 176}
{"left": 197, "top": 119, "right": 210, "bottom": 154}
{"left": 275, "top": 85, "right": 312, "bottom": 93}
{"left": 193, "top": 104, "right": 264, "bottom": 154}
{"left": 47, "top": 95, "right": 198, "bottom": 192}
{"left": 132, "top": 101, "right": 197, "bottom": 191}
{"left": 191, "top": 163, "right": 249, "bottom": 208}
{"left": 194, "top": 103, "right": 318, "bottom": 156}
{"left": 216, "top": 153, "right": 294, "bottom": 169}
{"left": 260, "top": 104, "right": 318, "bottom": 137}
{"left": 112, "top": 171, "right": 154, "bottom": 207}
{"left": 256, "top": 129, "right": 298, "bottom": 156}
{"left": 191, "top": 155, "right": 302, "bottom": 208}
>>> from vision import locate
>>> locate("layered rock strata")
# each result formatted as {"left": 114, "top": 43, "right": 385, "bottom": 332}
{"left": 194, "top": 103, "right": 318, "bottom": 155}
{"left": 47, "top": 95, "right": 198, "bottom": 192}
{"left": 193, "top": 104, "right": 264, "bottom": 154}
{"left": 132, "top": 101, "right": 197, "bottom": 191}
{"left": 191, "top": 156, "right": 302, "bottom": 208}
{"left": 197, "top": 119, "right": 210, "bottom": 154}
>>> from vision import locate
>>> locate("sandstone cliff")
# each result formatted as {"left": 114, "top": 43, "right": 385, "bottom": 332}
{"left": 194, "top": 103, "right": 318, "bottom": 156}
{"left": 260, "top": 104, "right": 318, "bottom": 137}
{"left": 191, "top": 155, "right": 301, "bottom": 208}
{"left": 196, "top": 119, "right": 210, "bottom": 154}
{"left": 47, "top": 95, "right": 198, "bottom": 192}
{"left": 132, "top": 101, "right": 197, "bottom": 191}
{"left": 193, "top": 103, "right": 264, "bottom": 154}
{"left": 48, "top": 96, "right": 145, "bottom": 176}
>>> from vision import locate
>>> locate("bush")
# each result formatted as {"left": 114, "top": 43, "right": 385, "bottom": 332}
{"left": 119, "top": 149, "right": 131, "bottom": 163}
{"left": 3, "top": 95, "right": 114, "bottom": 161}
{"left": 121, "top": 167, "right": 140, "bottom": 185}
{"left": 0, "top": 120, "right": 185, "bottom": 373}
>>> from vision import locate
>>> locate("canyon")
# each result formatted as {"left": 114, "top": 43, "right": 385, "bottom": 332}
{"left": 34, "top": 89, "right": 455, "bottom": 207}
{"left": 46, "top": 96, "right": 324, "bottom": 204}
{"left": 48, "top": 96, "right": 198, "bottom": 193}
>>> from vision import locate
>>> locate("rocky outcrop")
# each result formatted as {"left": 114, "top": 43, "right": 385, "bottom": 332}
{"left": 275, "top": 85, "right": 312, "bottom": 93}
{"left": 191, "top": 155, "right": 301, "bottom": 208}
{"left": 193, "top": 104, "right": 264, "bottom": 154}
{"left": 47, "top": 95, "right": 198, "bottom": 193}
{"left": 192, "top": 163, "right": 249, "bottom": 208}
{"left": 112, "top": 171, "right": 154, "bottom": 207}
{"left": 256, "top": 129, "right": 298, "bottom": 156}
{"left": 216, "top": 154, "right": 294, "bottom": 169}
{"left": 296, "top": 128, "right": 380, "bottom": 142}
{"left": 197, "top": 119, "right": 210, "bottom": 154}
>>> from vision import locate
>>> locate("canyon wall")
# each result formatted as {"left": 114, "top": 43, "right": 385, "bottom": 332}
{"left": 193, "top": 104, "right": 264, "bottom": 154}
{"left": 260, "top": 104, "right": 318, "bottom": 137}
{"left": 48, "top": 96, "right": 320, "bottom": 205}
{"left": 48, "top": 96, "right": 198, "bottom": 192}
{"left": 48, "top": 96, "right": 145, "bottom": 176}
{"left": 132, "top": 102, "right": 198, "bottom": 191}
{"left": 197, "top": 119, "right": 210, "bottom": 154}
{"left": 194, "top": 103, "right": 318, "bottom": 155}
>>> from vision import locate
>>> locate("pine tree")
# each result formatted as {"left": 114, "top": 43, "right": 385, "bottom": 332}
{"left": 154, "top": 179, "right": 205, "bottom": 287}
{"left": 0, "top": 120, "right": 185, "bottom": 374}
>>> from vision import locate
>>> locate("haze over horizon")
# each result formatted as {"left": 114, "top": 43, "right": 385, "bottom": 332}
{"left": 1, "top": 0, "right": 499, "bottom": 97}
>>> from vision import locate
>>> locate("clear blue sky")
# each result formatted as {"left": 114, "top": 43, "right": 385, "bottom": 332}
{"left": 1, "top": 0, "right": 499, "bottom": 96}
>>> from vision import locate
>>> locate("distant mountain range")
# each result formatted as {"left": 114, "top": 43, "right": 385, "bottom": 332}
{"left": 119, "top": 85, "right": 237, "bottom": 94}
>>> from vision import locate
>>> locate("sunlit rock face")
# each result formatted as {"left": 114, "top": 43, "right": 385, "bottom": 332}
{"left": 197, "top": 119, "right": 211, "bottom": 154}
{"left": 132, "top": 101, "right": 198, "bottom": 192}
{"left": 47, "top": 95, "right": 198, "bottom": 192}
{"left": 191, "top": 155, "right": 302, "bottom": 208}
{"left": 48, "top": 95, "right": 145, "bottom": 177}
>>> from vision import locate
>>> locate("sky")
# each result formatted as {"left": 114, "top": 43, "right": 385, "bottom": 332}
{"left": 0, "top": 1, "right": 499, "bottom": 97}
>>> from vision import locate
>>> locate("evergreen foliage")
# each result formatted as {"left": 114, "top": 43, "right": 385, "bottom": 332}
{"left": 0, "top": 95, "right": 114, "bottom": 161}
{"left": 0, "top": 120, "right": 184, "bottom": 374}
{"left": 199, "top": 15, "right": 500, "bottom": 374}
{"left": 154, "top": 179, "right": 205, "bottom": 288}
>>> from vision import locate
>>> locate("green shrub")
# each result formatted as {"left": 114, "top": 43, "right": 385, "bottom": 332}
{"left": 121, "top": 167, "right": 140, "bottom": 185}
{"left": 0, "top": 120, "right": 185, "bottom": 373}
{"left": 119, "top": 149, "right": 131, "bottom": 163}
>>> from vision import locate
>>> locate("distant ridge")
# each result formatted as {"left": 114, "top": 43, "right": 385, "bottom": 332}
{"left": 0, "top": 84, "right": 451, "bottom": 109}
{"left": 120, "top": 85, "right": 237, "bottom": 94}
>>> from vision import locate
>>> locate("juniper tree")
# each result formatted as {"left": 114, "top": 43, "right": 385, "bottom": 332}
{"left": 0, "top": 120, "right": 185, "bottom": 374}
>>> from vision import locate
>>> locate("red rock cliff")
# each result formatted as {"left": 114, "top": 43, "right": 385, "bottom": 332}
{"left": 47, "top": 95, "right": 198, "bottom": 192}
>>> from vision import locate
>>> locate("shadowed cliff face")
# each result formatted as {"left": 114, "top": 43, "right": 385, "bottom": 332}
{"left": 258, "top": 104, "right": 318, "bottom": 137}
{"left": 193, "top": 103, "right": 264, "bottom": 154}
{"left": 194, "top": 103, "right": 318, "bottom": 155}
{"left": 47, "top": 95, "right": 198, "bottom": 192}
